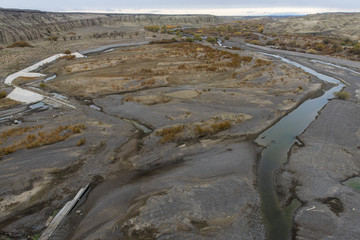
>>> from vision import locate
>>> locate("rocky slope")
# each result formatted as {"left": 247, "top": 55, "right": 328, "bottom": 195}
{"left": 0, "top": 8, "right": 221, "bottom": 44}
{"left": 264, "top": 12, "right": 360, "bottom": 38}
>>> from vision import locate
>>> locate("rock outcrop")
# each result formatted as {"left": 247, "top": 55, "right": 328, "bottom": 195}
{"left": 0, "top": 8, "right": 221, "bottom": 44}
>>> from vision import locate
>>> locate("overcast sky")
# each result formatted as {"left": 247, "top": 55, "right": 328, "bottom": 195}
{"left": 1, "top": 0, "right": 360, "bottom": 15}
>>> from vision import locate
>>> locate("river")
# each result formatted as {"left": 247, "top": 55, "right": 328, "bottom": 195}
{"left": 255, "top": 54, "right": 345, "bottom": 239}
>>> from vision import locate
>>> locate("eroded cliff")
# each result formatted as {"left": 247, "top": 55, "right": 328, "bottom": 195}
{"left": 0, "top": 8, "right": 221, "bottom": 44}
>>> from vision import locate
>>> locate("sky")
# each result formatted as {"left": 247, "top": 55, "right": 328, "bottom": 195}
{"left": 1, "top": 0, "right": 360, "bottom": 16}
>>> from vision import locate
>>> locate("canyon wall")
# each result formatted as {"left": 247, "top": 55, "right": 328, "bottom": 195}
{"left": 0, "top": 8, "right": 222, "bottom": 44}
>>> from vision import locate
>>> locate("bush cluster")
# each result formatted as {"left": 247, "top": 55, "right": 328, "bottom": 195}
{"left": 334, "top": 91, "right": 350, "bottom": 100}
{"left": 156, "top": 125, "right": 184, "bottom": 143}
{"left": 7, "top": 41, "right": 32, "bottom": 48}
{"left": 0, "top": 124, "right": 86, "bottom": 159}
{"left": 0, "top": 91, "right": 7, "bottom": 99}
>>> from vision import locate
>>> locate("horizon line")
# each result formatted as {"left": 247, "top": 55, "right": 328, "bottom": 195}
{"left": 1, "top": 7, "right": 360, "bottom": 16}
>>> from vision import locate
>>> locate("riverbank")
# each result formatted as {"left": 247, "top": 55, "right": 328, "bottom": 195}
{"left": 275, "top": 60, "right": 360, "bottom": 239}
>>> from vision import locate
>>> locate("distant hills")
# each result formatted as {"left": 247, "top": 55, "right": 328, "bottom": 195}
{"left": 263, "top": 12, "right": 360, "bottom": 38}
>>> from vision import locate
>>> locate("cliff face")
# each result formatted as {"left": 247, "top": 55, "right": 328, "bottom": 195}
{"left": 264, "top": 12, "right": 360, "bottom": 38}
{"left": 0, "top": 8, "right": 222, "bottom": 44}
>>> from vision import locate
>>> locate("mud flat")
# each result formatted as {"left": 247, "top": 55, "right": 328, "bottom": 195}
{"left": 39, "top": 42, "right": 323, "bottom": 239}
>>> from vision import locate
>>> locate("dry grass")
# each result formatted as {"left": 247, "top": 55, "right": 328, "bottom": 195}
{"left": 0, "top": 98, "right": 19, "bottom": 109}
{"left": 155, "top": 120, "right": 234, "bottom": 144}
{"left": 59, "top": 55, "right": 75, "bottom": 60}
{"left": 7, "top": 41, "right": 33, "bottom": 48}
{"left": 254, "top": 59, "right": 271, "bottom": 67}
{"left": 46, "top": 42, "right": 265, "bottom": 98}
{"left": 195, "top": 121, "right": 231, "bottom": 137}
{"left": 210, "top": 121, "right": 232, "bottom": 131}
{"left": 164, "top": 42, "right": 253, "bottom": 70}
{"left": 123, "top": 96, "right": 135, "bottom": 102}
{"left": 77, "top": 138, "right": 86, "bottom": 146}
{"left": 140, "top": 78, "right": 156, "bottom": 86}
{"left": 0, "top": 124, "right": 86, "bottom": 159}
{"left": 0, "top": 126, "right": 44, "bottom": 140}
{"left": 156, "top": 125, "right": 184, "bottom": 143}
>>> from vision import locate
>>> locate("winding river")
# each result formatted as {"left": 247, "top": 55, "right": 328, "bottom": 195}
{"left": 255, "top": 54, "right": 345, "bottom": 239}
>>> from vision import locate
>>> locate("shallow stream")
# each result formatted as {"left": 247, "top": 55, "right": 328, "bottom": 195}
{"left": 256, "top": 54, "right": 344, "bottom": 239}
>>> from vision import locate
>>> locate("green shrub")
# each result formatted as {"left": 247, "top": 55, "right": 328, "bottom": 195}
{"left": 314, "top": 43, "right": 325, "bottom": 51}
{"left": 349, "top": 44, "right": 360, "bottom": 55}
{"left": 185, "top": 37, "right": 194, "bottom": 43}
{"left": 331, "top": 44, "right": 342, "bottom": 53}
{"left": 63, "top": 50, "right": 71, "bottom": 54}
{"left": 194, "top": 34, "right": 202, "bottom": 41}
{"left": 39, "top": 83, "right": 46, "bottom": 89}
{"left": 31, "top": 234, "right": 40, "bottom": 240}
{"left": 323, "top": 38, "right": 331, "bottom": 44}
{"left": 77, "top": 138, "right": 86, "bottom": 146}
{"left": 0, "top": 91, "right": 7, "bottom": 99}
{"left": 206, "top": 37, "right": 216, "bottom": 44}
{"left": 144, "top": 25, "right": 160, "bottom": 33}
{"left": 7, "top": 41, "right": 32, "bottom": 48}
{"left": 334, "top": 91, "right": 350, "bottom": 100}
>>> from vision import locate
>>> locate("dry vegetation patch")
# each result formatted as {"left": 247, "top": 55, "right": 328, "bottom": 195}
{"left": 45, "top": 42, "right": 261, "bottom": 97}
{"left": 0, "top": 124, "right": 86, "bottom": 159}
{"left": 123, "top": 95, "right": 171, "bottom": 105}
{"left": 155, "top": 113, "right": 252, "bottom": 143}
{"left": 6, "top": 41, "right": 33, "bottom": 48}
{"left": 0, "top": 98, "right": 20, "bottom": 109}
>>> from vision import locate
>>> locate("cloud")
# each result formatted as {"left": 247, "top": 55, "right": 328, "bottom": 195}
{"left": 59, "top": 7, "right": 360, "bottom": 16}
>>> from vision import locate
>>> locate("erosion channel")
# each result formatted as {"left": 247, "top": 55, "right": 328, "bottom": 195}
{"left": 255, "top": 54, "right": 344, "bottom": 239}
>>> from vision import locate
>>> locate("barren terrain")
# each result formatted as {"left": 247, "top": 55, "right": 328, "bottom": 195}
{"left": 0, "top": 10, "right": 360, "bottom": 240}
{"left": 264, "top": 12, "right": 360, "bottom": 38}
{"left": 0, "top": 29, "right": 323, "bottom": 239}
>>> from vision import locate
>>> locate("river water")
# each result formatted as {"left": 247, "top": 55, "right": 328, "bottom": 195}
{"left": 256, "top": 54, "right": 344, "bottom": 239}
